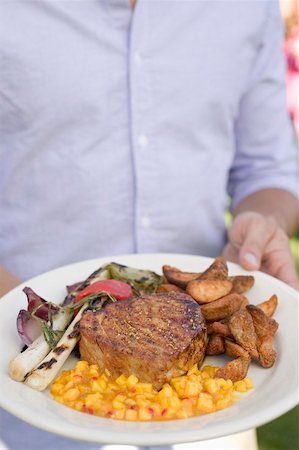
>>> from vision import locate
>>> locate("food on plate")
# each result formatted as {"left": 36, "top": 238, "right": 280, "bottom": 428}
{"left": 156, "top": 283, "right": 185, "bottom": 293}
{"left": 106, "top": 262, "right": 163, "bottom": 295}
{"left": 79, "top": 292, "right": 207, "bottom": 390}
{"left": 198, "top": 256, "right": 229, "bottom": 280}
{"left": 215, "top": 357, "right": 251, "bottom": 383}
{"left": 199, "top": 293, "right": 248, "bottom": 321}
{"left": 256, "top": 294, "right": 278, "bottom": 317}
{"left": 206, "top": 335, "right": 225, "bottom": 355}
{"left": 8, "top": 256, "right": 280, "bottom": 422}
{"left": 51, "top": 360, "right": 253, "bottom": 420}
{"left": 228, "top": 308, "right": 259, "bottom": 359}
{"left": 246, "top": 305, "right": 279, "bottom": 368}
{"left": 224, "top": 339, "right": 250, "bottom": 359}
{"left": 186, "top": 278, "right": 233, "bottom": 304}
{"left": 229, "top": 275, "right": 255, "bottom": 294}
{"left": 207, "top": 321, "right": 231, "bottom": 337}
{"left": 162, "top": 265, "right": 200, "bottom": 289}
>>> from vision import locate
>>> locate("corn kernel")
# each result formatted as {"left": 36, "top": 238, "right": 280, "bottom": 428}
{"left": 75, "top": 361, "right": 89, "bottom": 373}
{"left": 51, "top": 382, "right": 64, "bottom": 395}
{"left": 125, "top": 408, "right": 138, "bottom": 420}
{"left": 244, "top": 378, "right": 254, "bottom": 389}
{"left": 114, "top": 409, "right": 125, "bottom": 419}
{"left": 234, "top": 380, "right": 247, "bottom": 392}
{"left": 64, "top": 380, "right": 75, "bottom": 390}
{"left": 115, "top": 394, "right": 126, "bottom": 402}
{"left": 139, "top": 407, "right": 152, "bottom": 420}
{"left": 89, "top": 365, "right": 100, "bottom": 377}
{"left": 112, "top": 399, "right": 125, "bottom": 410}
{"left": 158, "top": 384, "right": 173, "bottom": 400}
{"left": 185, "top": 380, "right": 201, "bottom": 397}
{"left": 127, "top": 374, "right": 139, "bottom": 388}
{"left": 187, "top": 364, "right": 199, "bottom": 376}
{"left": 62, "top": 388, "right": 80, "bottom": 402}
{"left": 216, "top": 378, "right": 231, "bottom": 389}
{"left": 168, "top": 396, "right": 181, "bottom": 409}
{"left": 115, "top": 374, "right": 127, "bottom": 386}
{"left": 204, "top": 379, "right": 218, "bottom": 395}
{"left": 197, "top": 393, "right": 214, "bottom": 413}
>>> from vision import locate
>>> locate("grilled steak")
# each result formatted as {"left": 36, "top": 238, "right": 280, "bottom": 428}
{"left": 79, "top": 292, "right": 207, "bottom": 390}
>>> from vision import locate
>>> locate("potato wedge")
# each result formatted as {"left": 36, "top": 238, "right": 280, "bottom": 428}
{"left": 206, "top": 335, "right": 225, "bottom": 355}
{"left": 215, "top": 357, "right": 251, "bottom": 382}
{"left": 186, "top": 278, "right": 233, "bottom": 304}
{"left": 225, "top": 339, "right": 250, "bottom": 359}
{"left": 256, "top": 294, "right": 278, "bottom": 317}
{"left": 246, "top": 305, "right": 279, "bottom": 337}
{"left": 229, "top": 275, "right": 255, "bottom": 294}
{"left": 200, "top": 293, "right": 248, "bottom": 321}
{"left": 246, "top": 304, "right": 278, "bottom": 368}
{"left": 162, "top": 265, "right": 200, "bottom": 288}
{"left": 156, "top": 283, "right": 185, "bottom": 293}
{"left": 208, "top": 321, "right": 232, "bottom": 337}
{"left": 229, "top": 309, "right": 259, "bottom": 359}
{"left": 198, "top": 256, "right": 228, "bottom": 281}
{"left": 257, "top": 335, "right": 277, "bottom": 368}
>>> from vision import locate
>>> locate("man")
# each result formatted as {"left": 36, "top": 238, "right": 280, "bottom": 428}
{"left": 0, "top": 1, "right": 298, "bottom": 450}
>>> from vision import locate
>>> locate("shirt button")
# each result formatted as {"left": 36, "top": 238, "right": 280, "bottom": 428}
{"left": 134, "top": 52, "right": 142, "bottom": 66}
{"left": 141, "top": 216, "right": 151, "bottom": 228}
{"left": 137, "top": 134, "right": 149, "bottom": 147}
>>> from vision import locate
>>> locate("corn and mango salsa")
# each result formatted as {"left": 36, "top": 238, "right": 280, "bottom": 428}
{"left": 51, "top": 360, "right": 253, "bottom": 420}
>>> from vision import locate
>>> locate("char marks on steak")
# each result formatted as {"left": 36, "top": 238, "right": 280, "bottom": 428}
{"left": 79, "top": 292, "right": 207, "bottom": 390}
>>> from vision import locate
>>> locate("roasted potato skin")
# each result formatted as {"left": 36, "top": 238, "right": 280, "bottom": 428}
{"left": 256, "top": 295, "right": 278, "bottom": 317}
{"left": 206, "top": 335, "right": 225, "bottom": 355}
{"left": 229, "top": 309, "right": 259, "bottom": 359}
{"left": 186, "top": 279, "right": 233, "bottom": 304}
{"left": 162, "top": 265, "right": 200, "bottom": 289}
{"left": 215, "top": 357, "right": 251, "bottom": 382}
{"left": 200, "top": 293, "right": 248, "bottom": 322}
{"left": 229, "top": 275, "right": 255, "bottom": 294}
{"left": 156, "top": 283, "right": 185, "bottom": 293}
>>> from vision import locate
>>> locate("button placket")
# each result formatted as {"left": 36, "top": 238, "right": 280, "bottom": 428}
{"left": 129, "top": 0, "right": 156, "bottom": 251}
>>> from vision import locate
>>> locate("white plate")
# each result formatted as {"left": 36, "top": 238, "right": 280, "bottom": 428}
{"left": 0, "top": 253, "right": 298, "bottom": 446}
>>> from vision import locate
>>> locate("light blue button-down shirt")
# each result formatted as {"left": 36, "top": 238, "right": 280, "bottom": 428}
{"left": 0, "top": 2, "right": 298, "bottom": 449}
{"left": 0, "top": 0, "right": 298, "bottom": 283}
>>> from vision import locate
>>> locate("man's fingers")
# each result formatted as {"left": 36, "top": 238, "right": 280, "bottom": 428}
{"left": 229, "top": 214, "right": 277, "bottom": 271}
{"left": 261, "top": 249, "right": 299, "bottom": 291}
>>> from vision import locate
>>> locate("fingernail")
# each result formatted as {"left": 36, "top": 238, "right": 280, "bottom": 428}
{"left": 243, "top": 252, "right": 259, "bottom": 268}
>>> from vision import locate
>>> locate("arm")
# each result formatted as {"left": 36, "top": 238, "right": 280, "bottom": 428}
{"left": 223, "top": 2, "right": 299, "bottom": 289}
{"left": 233, "top": 188, "right": 299, "bottom": 237}
{"left": 223, "top": 189, "right": 299, "bottom": 289}
{"left": 0, "top": 266, "right": 21, "bottom": 297}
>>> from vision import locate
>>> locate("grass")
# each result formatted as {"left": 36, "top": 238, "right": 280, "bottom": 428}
{"left": 257, "top": 232, "right": 299, "bottom": 450}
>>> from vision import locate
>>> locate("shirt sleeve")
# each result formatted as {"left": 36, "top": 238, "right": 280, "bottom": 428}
{"left": 228, "top": 0, "right": 299, "bottom": 211}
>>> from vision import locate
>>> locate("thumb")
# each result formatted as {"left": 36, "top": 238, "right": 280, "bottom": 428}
{"left": 229, "top": 213, "right": 276, "bottom": 270}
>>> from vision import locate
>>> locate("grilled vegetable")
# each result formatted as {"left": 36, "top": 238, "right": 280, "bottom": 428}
{"left": 106, "top": 262, "right": 163, "bottom": 294}
{"left": 62, "top": 266, "right": 110, "bottom": 305}
{"left": 23, "top": 287, "right": 59, "bottom": 320}
{"left": 17, "top": 287, "right": 60, "bottom": 346}
{"left": 74, "top": 279, "right": 133, "bottom": 303}
{"left": 24, "top": 304, "right": 87, "bottom": 391}
{"left": 16, "top": 310, "right": 43, "bottom": 347}
{"left": 24, "top": 296, "right": 113, "bottom": 391}
{"left": 9, "top": 307, "right": 72, "bottom": 381}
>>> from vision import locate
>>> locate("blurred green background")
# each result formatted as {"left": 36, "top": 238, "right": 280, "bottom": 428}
{"left": 257, "top": 232, "right": 299, "bottom": 450}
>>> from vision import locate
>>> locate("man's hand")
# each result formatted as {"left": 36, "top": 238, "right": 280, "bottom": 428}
{"left": 222, "top": 212, "right": 299, "bottom": 290}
